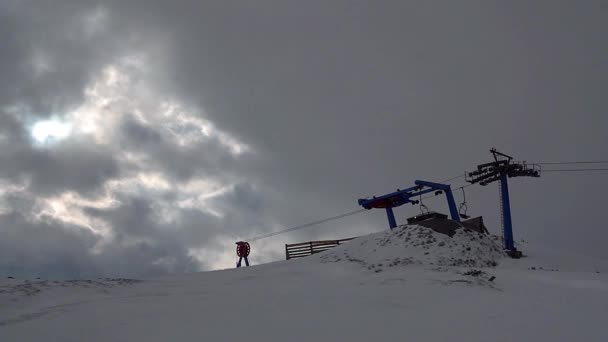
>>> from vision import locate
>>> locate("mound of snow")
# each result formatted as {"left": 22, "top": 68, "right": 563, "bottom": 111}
{"left": 317, "top": 224, "right": 505, "bottom": 270}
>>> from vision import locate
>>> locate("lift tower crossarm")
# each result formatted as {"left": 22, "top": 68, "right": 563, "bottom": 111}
{"left": 414, "top": 180, "right": 460, "bottom": 223}
{"left": 357, "top": 180, "right": 461, "bottom": 230}
{"left": 357, "top": 185, "right": 434, "bottom": 210}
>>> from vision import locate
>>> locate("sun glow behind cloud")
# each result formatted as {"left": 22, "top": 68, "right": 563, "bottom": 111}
{"left": 31, "top": 119, "right": 72, "bottom": 143}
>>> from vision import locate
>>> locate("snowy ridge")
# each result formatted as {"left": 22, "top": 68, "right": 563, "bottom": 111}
{"left": 317, "top": 224, "right": 505, "bottom": 270}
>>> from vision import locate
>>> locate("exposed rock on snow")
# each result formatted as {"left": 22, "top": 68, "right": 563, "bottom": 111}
{"left": 317, "top": 224, "right": 505, "bottom": 269}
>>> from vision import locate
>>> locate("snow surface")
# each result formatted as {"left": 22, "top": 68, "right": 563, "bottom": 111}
{"left": 1, "top": 225, "right": 607, "bottom": 341}
{"left": 317, "top": 224, "right": 505, "bottom": 268}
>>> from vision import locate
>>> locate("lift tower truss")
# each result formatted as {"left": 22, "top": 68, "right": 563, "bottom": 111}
{"left": 466, "top": 148, "right": 540, "bottom": 256}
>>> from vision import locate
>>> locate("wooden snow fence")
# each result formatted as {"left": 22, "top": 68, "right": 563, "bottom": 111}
{"left": 285, "top": 238, "right": 356, "bottom": 260}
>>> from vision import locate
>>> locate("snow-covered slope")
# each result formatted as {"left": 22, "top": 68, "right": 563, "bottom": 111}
{"left": 1, "top": 225, "right": 607, "bottom": 342}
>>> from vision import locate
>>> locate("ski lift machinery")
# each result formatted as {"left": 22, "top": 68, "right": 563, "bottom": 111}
{"left": 358, "top": 180, "right": 461, "bottom": 229}
{"left": 466, "top": 148, "right": 540, "bottom": 258}
{"left": 458, "top": 187, "right": 470, "bottom": 219}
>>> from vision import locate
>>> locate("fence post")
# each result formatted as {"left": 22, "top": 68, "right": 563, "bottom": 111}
{"left": 286, "top": 244, "right": 290, "bottom": 260}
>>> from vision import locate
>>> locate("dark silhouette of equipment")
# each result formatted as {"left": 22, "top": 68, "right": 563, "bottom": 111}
{"left": 458, "top": 188, "right": 470, "bottom": 219}
{"left": 358, "top": 180, "right": 461, "bottom": 229}
{"left": 406, "top": 212, "right": 448, "bottom": 224}
{"left": 466, "top": 148, "right": 540, "bottom": 258}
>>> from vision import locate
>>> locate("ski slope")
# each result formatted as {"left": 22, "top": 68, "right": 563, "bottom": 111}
{"left": 1, "top": 225, "right": 607, "bottom": 341}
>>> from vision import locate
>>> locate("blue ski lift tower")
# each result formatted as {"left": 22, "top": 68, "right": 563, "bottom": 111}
{"left": 358, "top": 180, "right": 461, "bottom": 230}
{"left": 466, "top": 148, "right": 540, "bottom": 258}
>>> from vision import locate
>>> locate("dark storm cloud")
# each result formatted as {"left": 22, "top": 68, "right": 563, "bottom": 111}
{"left": 0, "top": 140, "right": 120, "bottom": 196}
{"left": 0, "top": 212, "right": 100, "bottom": 279}
{"left": 121, "top": 117, "right": 164, "bottom": 147}
{"left": 0, "top": 6, "right": 25, "bottom": 109}
{"left": 82, "top": 190, "right": 270, "bottom": 272}
{"left": 117, "top": 116, "right": 250, "bottom": 183}
{"left": 0, "top": 111, "right": 26, "bottom": 141}
{"left": 221, "top": 183, "right": 263, "bottom": 213}
{"left": 0, "top": 1, "right": 116, "bottom": 114}
{"left": 1, "top": 1, "right": 607, "bottom": 278}
{"left": 0, "top": 203, "right": 199, "bottom": 279}
{"left": 83, "top": 197, "right": 199, "bottom": 271}
{"left": 0, "top": 189, "right": 214, "bottom": 279}
{"left": 98, "top": 1, "right": 606, "bottom": 187}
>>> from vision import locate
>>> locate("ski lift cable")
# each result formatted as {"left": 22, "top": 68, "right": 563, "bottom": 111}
{"left": 418, "top": 183, "right": 474, "bottom": 202}
{"left": 244, "top": 173, "right": 471, "bottom": 243}
{"left": 248, "top": 180, "right": 469, "bottom": 242}
{"left": 247, "top": 208, "right": 368, "bottom": 242}
{"left": 247, "top": 180, "right": 471, "bottom": 243}
{"left": 532, "top": 161, "right": 608, "bottom": 165}
{"left": 438, "top": 173, "right": 465, "bottom": 184}
{"left": 542, "top": 168, "right": 608, "bottom": 172}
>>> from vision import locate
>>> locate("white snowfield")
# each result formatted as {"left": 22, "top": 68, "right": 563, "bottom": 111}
{"left": 1, "top": 225, "right": 607, "bottom": 342}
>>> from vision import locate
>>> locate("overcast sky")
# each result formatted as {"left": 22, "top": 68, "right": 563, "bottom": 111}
{"left": 1, "top": 0, "right": 606, "bottom": 279}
